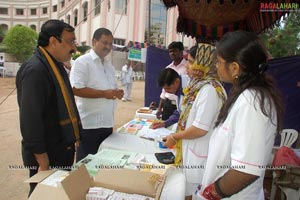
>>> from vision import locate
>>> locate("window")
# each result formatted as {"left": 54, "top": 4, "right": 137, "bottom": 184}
{"left": 94, "top": 0, "right": 101, "bottom": 16}
{"left": 53, "top": 5, "right": 57, "bottom": 12}
{"left": 30, "top": 9, "right": 36, "bottom": 15}
{"left": 74, "top": 9, "right": 78, "bottom": 26}
{"left": 0, "top": 8, "right": 8, "bottom": 15}
{"left": 42, "top": 7, "right": 47, "bottom": 14}
{"left": 82, "top": 2, "right": 88, "bottom": 22}
{"left": 113, "top": 38, "right": 125, "bottom": 46}
{"left": 66, "top": 15, "right": 70, "bottom": 24}
{"left": 16, "top": 9, "right": 24, "bottom": 15}
{"left": 115, "top": 0, "right": 127, "bottom": 14}
{"left": 0, "top": 24, "right": 8, "bottom": 32}
{"left": 30, "top": 24, "right": 36, "bottom": 31}
{"left": 61, "top": 0, "right": 65, "bottom": 8}
{"left": 145, "top": 0, "right": 167, "bottom": 45}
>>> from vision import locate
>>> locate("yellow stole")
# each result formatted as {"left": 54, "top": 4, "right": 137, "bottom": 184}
{"left": 39, "top": 46, "right": 80, "bottom": 144}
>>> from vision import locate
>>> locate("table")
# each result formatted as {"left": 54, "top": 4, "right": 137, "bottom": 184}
{"left": 97, "top": 120, "right": 186, "bottom": 200}
{"left": 135, "top": 107, "right": 157, "bottom": 120}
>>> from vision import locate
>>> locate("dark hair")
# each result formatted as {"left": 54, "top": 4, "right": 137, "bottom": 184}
{"left": 158, "top": 68, "right": 180, "bottom": 87}
{"left": 215, "top": 31, "right": 284, "bottom": 134}
{"left": 168, "top": 41, "right": 184, "bottom": 51}
{"left": 93, "top": 28, "right": 113, "bottom": 40}
{"left": 38, "top": 20, "right": 75, "bottom": 47}
{"left": 189, "top": 45, "right": 198, "bottom": 59}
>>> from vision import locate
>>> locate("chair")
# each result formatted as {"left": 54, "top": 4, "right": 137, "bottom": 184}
{"left": 270, "top": 129, "right": 299, "bottom": 200}
{"left": 280, "top": 129, "right": 299, "bottom": 147}
{"left": 0, "top": 66, "right": 6, "bottom": 78}
{"left": 278, "top": 165, "right": 300, "bottom": 200}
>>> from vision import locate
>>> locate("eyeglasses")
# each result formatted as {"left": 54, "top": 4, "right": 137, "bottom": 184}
{"left": 54, "top": 36, "right": 77, "bottom": 45}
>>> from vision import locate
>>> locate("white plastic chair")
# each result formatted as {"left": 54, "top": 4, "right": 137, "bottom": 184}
{"left": 279, "top": 187, "right": 300, "bottom": 200}
{"left": 270, "top": 129, "right": 299, "bottom": 200}
{"left": 280, "top": 129, "right": 299, "bottom": 147}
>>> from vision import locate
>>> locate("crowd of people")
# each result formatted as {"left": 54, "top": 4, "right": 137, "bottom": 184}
{"left": 16, "top": 19, "right": 283, "bottom": 199}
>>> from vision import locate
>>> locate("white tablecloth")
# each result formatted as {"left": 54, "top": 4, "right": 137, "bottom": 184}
{"left": 98, "top": 123, "right": 185, "bottom": 200}
{"left": 134, "top": 107, "right": 157, "bottom": 120}
{"left": 98, "top": 132, "right": 172, "bottom": 154}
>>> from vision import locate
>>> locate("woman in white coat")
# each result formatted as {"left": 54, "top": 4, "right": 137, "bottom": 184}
{"left": 197, "top": 31, "right": 284, "bottom": 200}
{"left": 163, "top": 44, "right": 227, "bottom": 199}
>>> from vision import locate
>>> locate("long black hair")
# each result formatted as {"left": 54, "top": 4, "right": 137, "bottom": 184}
{"left": 214, "top": 31, "right": 284, "bottom": 134}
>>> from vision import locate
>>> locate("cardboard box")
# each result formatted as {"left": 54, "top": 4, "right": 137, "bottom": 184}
{"left": 26, "top": 165, "right": 165, "bottom": 200}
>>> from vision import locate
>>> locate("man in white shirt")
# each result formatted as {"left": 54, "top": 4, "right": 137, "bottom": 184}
{"left": 120, "top": 60, "right": 136, "bottom": 102}
{"left": 156, "top": 41, "right": 187, "bottom": 120}
{"left": 70, "top": 28, "right": 124, "bottom": 161}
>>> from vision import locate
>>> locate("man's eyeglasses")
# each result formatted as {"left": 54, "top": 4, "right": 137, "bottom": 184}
{"left": 54, "top": 36, "right": 77, "bottom": 45}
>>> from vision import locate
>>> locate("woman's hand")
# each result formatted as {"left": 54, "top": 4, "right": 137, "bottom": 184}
{"left": 163, "top": 135, "right": 177, "bottom": 147}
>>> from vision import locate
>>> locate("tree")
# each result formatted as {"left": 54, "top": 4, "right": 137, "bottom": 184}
{"left": 260, "top": 12, "right": 300, "bottom": 58}
{"left": 0, "top": 27, "right": 4, "bottom": 43}
{"left": 3, "top": 25, "right": 38, "bottom": 63}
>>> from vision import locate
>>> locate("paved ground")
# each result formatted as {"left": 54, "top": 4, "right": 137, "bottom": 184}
{"left": 0, "top": 77, "right": 145, "bottom": 200}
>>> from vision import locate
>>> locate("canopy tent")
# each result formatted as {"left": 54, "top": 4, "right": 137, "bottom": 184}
{"left": 162, "top": 0, "right": 293, "bottom": 40}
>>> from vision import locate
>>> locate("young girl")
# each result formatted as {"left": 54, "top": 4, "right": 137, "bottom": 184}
{"left": 198, "top": 31, "right": 284, "bottom": 200}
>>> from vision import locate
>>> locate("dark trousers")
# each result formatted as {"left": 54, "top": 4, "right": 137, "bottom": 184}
{"left": 26, "top": 144, "right": 75, "bottom": 197}
{"left": 28, "top": 168, "right": 38, "bottom": 197}
{"left": 76, "top": 127, "right": 113, "bottom": 162}
{"left": 162, "top": 98, "right": 177, "bottom": 120}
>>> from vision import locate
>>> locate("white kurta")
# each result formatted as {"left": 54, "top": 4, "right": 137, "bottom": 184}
{"left": 70, "top": 49, "right": 117, "bottom": 129}
{"left": 182, "top": 83, "right": 225, "bottom": 195}
{"left": 199, "top": 89, "right": 277, "bottom": 200}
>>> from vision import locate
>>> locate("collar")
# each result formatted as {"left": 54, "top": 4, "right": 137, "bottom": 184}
{"left": 90, "top": 49, "right": 100, "bottom": 61}
{"left": 36, "top": 47, "right": 63, "bottom": 68}
{"left": 172, "top": 58, "right": 185, "bottom": 66}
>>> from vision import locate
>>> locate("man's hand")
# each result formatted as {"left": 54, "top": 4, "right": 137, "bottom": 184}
{"left": 156, "top": 110, "right": 162, "bottom": 119}
{"left": 150, "top": 121, "right": 165, "bottom": 129}
{"left": 116, "top": 89, "right": 124, "bottom": 99}
{"left": 34, "top": 153, "right": 49, "bottom": 172}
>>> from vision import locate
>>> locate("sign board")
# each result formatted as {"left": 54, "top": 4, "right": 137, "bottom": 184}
{"left": 128, "top": 48, "right": 141, "bottom": 62}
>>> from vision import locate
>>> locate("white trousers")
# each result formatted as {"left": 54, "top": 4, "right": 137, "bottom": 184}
{"left": 122, "top": 82, "right": 133, "bottom": 100}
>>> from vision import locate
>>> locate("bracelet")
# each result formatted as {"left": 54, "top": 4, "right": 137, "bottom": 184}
{"left": 170, "top": 135, "right": 177, "bottom": 143}
{"left": 202, "top": 184, "right": 221, "bottom": 200}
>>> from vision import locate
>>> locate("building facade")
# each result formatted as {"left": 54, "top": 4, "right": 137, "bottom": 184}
{"left": 0, "top": 0, "right": 195, "bottom": 48}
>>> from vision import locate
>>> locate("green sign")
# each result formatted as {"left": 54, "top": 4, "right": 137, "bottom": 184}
{"left": 128, "top": 48, "right": 141, "bottom": 61}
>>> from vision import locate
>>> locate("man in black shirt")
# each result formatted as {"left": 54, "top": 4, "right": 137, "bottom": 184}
{"left": 16, "top": 20, "right": 82, "bottom": 196}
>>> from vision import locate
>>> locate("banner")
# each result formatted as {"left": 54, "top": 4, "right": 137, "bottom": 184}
{"left": 128, "top": 48, "right": 141, "bottom": 61}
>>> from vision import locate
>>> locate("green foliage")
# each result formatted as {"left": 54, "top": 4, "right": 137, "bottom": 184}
{"left": 72, "top": 52, "right": 82, "bottom": 60}
{"left": 260, "top": 12, "right": 300, "bottom": 58}
{"left": 3, "top": 25, "right": 38, "bottom": 63}
{"left": 76, "top": 45, "right": 91, "bottom": 54}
